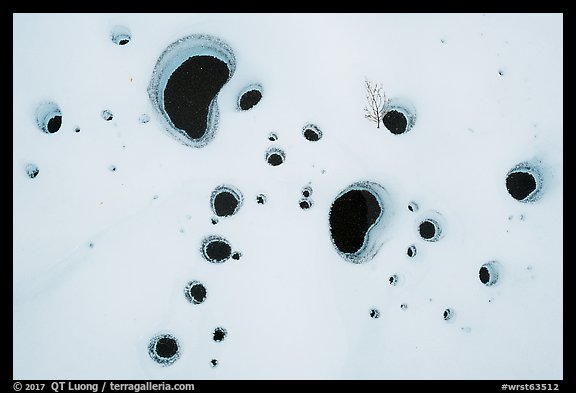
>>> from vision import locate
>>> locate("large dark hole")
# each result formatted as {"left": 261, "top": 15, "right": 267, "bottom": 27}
{"left": 383, "top": 110, "right": 408, "bottom": 135}
{"left": 418, "top": 220, "right": 437, "bottom": 240}
{"left": 506, "top": 171, "right": 537, "bottom": 201}
{"left": 47, "top": 115, "right": 62, "bottom": 133}
{"left": 156, "top": 337, "right": 178, "bottom": 358}
{"left": 164, "top": 55, "right": 229, "bottom": 140}
{"left": 479, "top": 266, "right": 490, "bottom": 284}
{"left": 239, "top": 89, "right": 262, "bottom": 110}
{"left": 303, "top": 128, "right": 321, "bottom": 141}
{"left": 186, "top": 281, "right": 207, "bottom": 304}
{"left": 329, "top": 189, "right": 381, "bottom": 254}
{"left": 213, "top": 191, "right": 239, "bottom": 217}
{"left": 204, "top": 239, "right": 232, "bottom": 263}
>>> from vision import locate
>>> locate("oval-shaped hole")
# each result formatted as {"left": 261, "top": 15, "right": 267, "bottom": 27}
{"left": 265, "top": 147, "right": 286, "bottom": 167}
{"left": 479, "top": 261, "right": 500, "bottom": 286}
{"left": 505, "top": 162, "right": 543, "bottom": 202}
{"left": 237, "top": 83, "right": 263, "bottom": 111}
{"left": 210, "top": 184, "right": 243, "bottom": 218}
{"left": 184, "top": 280, "right": 207, "bottom": 304}
{"left": 35, "top": 102, "right": 62, "bottom": 134}
{"left": 111, "top": 25, "right": 131, "bottom": 45}
{"left": 201, "top": 235, "right": 232, "bottom": 263}
{"left": 302, "top": 123, "right": 322, "bottom": 142}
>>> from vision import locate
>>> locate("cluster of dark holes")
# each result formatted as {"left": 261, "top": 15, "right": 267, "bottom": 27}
{"left": 299, "top": 185, "right": 314, "bottom": 210}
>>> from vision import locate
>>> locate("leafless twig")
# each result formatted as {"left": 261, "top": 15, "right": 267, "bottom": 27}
{"left": 364, "top": 78, "right": 388, "bottom": 128}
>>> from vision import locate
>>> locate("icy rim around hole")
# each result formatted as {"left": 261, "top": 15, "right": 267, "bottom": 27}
{"left": 328, "top": 181, "right": 394, "bottom": 264}
{"left": 148, "top": 34, "right": 236, "bottom": 148}
{"left": 506, "top": 161, "right": 544, "bottom": 203}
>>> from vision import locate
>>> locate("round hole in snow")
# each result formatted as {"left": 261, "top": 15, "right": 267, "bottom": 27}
{"left": 110, "top": 26, "right": 131, "bottom": 45}
{"left": 302, "top": 123, "right": 322, "bottom": 142}
{"left": 506, "top": 162, "right": 543, "bottom": 203}
{"left": 201, "top": 235, "right": 232, "bottom": 263}
{"left": 301, "top": 185, "right": 313, "bottom": 198}
{"left": 407, "top": 245, "right": 417, "bottom": 257}
{"left": 237, "top": 83, "right": 263, "bottom": 111}
{"left": 416, "top": 212, "right": 444, "bottom": 242}
{"left": 35, "top": 102, "right": 62, "bottom": 134}
{"left": 184, "top": 280, "right": 207, "bottom": 304}
{"left": 210, "top": 359, "right": 218, "bottom": 368}
{"left": 370, "top": 308, "right": 380, "bottom": 319}
{"left": 383, "top": 98, "right": 416, "bottom": 135}
{"left": 256, "top": 194, "right": 267, "bottom": 205}
{"left": 148, "top": 334, "right": 180, "bottom": 366}
{"left": 25, "top": 163, "right": 39, "bottom": 179}
{"left": 265, "top": 147, "right": 285, "bottom": 167}
{"left": 479, "top": 261, "right": 500, "bottom": 286}
{"left": 74, "top": 126, "right": 81, "bottom": 133}
{"left": 101, "top": 110, "right": 113, "bottom": 121}
{"left": 231, "top": 251, "right": 241, "bottom": 260}
{"left": 299, "top": 198, "right": 313, "bottom": 210}
{"left": 213, "top": 327, "right": 227, "bottom": 342}
{"left": 210, "top": 185, "right": 243, "bottom": 218}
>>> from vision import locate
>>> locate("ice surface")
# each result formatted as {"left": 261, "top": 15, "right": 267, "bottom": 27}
{"left": 13, "top": 13, "right": 562, "bottom": 379}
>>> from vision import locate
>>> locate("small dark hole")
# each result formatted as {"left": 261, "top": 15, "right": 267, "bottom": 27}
{"left": 119, "top": 39, "right": 129, "bottom": 45}
{"left": 231, "top": 252, "right": 241, "bottom": 260}
{"left": 256, "top": 194, "right": 266, "bottom": 204}
{"left": 211, "top": 217, "right": 219, "bottom": 225}
{"left": 407, "top": 245, "right": 417, "bottom": 257}
{"left": 213, "top": 327, "right": 227, "bottom": 342}
{"left": 210, "top": 359, "right": 218, "bottom": 367}
{"left": 187, "top": 282, "right": 207, "bottom": 304}
{"left": 299, "top": 199, "right": 311, "bottom": 210}
{"left": 370, "top": 309, "right": 380, "bottom": 319}
{"left": 239, "top": 89, "right": 262, "bottom": 111}
{"left": 74, "top": 126, "right": 81, "bottom": 133}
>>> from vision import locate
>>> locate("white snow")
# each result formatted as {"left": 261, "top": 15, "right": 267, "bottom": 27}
{"left": 13, "top": 13, "right": 562, "bottom": 379}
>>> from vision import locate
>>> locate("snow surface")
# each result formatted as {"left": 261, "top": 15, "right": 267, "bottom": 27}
{"left": 13, "top": 13, "right": 563, "bottom": 379}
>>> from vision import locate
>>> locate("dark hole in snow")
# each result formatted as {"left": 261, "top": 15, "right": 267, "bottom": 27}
{"left": 185, "top": 280, "right": 207, "bottom": 304}
{"left": 25, "top": 163, "right": 39, "bottom": 179}
{"left": 329, "top": 189, "right": 381, "bottom": 254}
{"left": 265, "top": 147, "right": 285, "bottom": 166}
{"left": 211, "top": 217, "right": 219, "bottom": 225}
{"left": 211, "top": 185, "right": 243, "bottom": 217}
{"left": 74, "top": 126, "right": 81, "bottom": 133}
{"left": 299, "top": 199, "right": 312, "bottom": 210}
{"left": 109, "top": 165, "right": 117, "bottom": 172}
{"left": 164, "top": 56, "right": 229, "bottom": 140}
{"left": 479, "top": 261, "right": 499, "bottom": 286}
{"left": 408, "top": 201, "right": 419, "bottom": 212}
{"left": 111, "top": 26, "right": 131, "bottom": 46}
{"left": 383, "top": 110, "right": 407, "bottom": 135}
{"left": 389, "top": 275, "right": 399, "bottom": 286}
{"left": 139, "top": 114, "right": 150, "bottom": 124}
{"left": 400, "top": 303, "right": 408, "bottom": 310}
{"left": 231, "top": 252, "right": 241, "bottom": 260}
{"left": 101, "top": 110, "right": 113, "bottom": 121}
{"left": 268, "top": 133, "right": 278, "bottom": 141}
{"left": 302, "top": 123, "right": 322, "bottom": 142}
{"left": 47, "top": 115, "right": 62, "bottom": 133}
{"left": 407, "top": 245, "right": 417, "bottom": 257}
{"left": 443, "top": 308, "right": 454, "bottom": 321}
{"left": 213, "top": 327, "right": 227, "bottom": 342}
{"left": 301, "top": 185, "right": 313, "bottom": 198}
{"left": 201, "top": 236, "right": 232, "bottom": 263}
{"left": 148, "top": 334, "right": 180, "bottom": 366}
{"left": 256, "top": 194, "right": 267, "bottom": 204}
{"left": 370, "top": 309, "right": 380, "bottom": 319}
{"left": 419, "top": 219, "right": 440, "bottom": 241}
{"left": 239, "top": 89, "right": 262, "bottom": 111}
{"left": 210, "top": 359, "right": 218, "bottom": 367}
{"left": 506, "top": 171, "right": 537, "bottom": 201}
